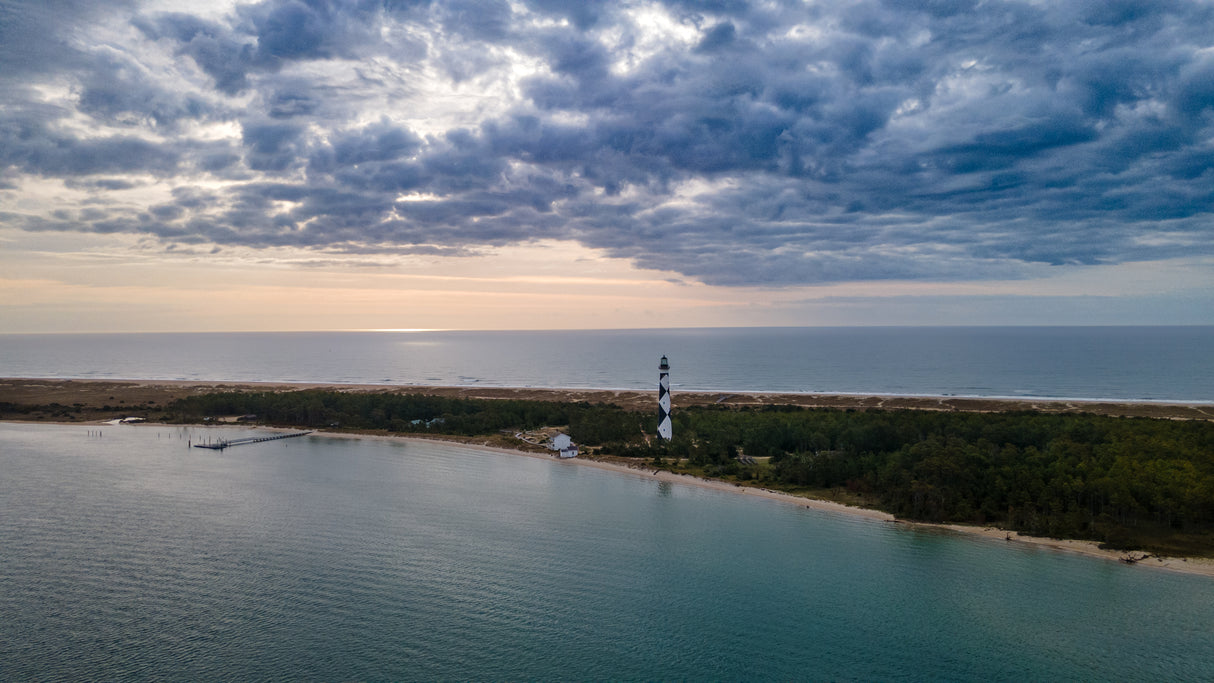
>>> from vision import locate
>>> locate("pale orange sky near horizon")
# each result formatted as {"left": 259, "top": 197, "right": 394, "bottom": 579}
{"left": 4, "top": 234, "right": 1212, "bottom": 333}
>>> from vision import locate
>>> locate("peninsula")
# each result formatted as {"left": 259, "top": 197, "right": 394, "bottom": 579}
{"left": 4, "top": 377, "right": 1213, "bottom": 564}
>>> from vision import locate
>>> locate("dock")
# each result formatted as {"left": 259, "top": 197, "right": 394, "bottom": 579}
{"left": 193, "top": 431, "right": 312, "bottom": 450}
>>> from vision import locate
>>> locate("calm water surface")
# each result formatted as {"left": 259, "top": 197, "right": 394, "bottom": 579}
{"left": 2, "top": 326, "right": 1212, "bottom": 401}
{"left": 2, "top": 422, "right": 1211, "bottom": 680}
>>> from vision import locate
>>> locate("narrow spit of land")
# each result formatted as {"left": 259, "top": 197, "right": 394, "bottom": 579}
{"left": 3, "top": 377, "right": 1212, "bottom": 421}
{"left": 4, "top": 377, "right": 1214, "bottom": 576}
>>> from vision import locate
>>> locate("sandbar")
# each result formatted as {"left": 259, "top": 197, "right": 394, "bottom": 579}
{"left": 3, "top": 377, "right": 1213, "bottom": 421}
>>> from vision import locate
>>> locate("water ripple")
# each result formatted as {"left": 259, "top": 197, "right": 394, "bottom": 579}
{"left": 3, "top": 422, "right": 1213, "bottom": 681}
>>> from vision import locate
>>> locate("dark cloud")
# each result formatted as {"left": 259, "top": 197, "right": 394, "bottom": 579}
{"left": 136, "top": 12, "right": 259, "bottom": 94}
{"left": 439, "top": 0, "right": 513, "bottom": 41}
{"left": 241, "top": 120, "right": 306, "bottom": 171}
{"left": 0, "top": 109, "right": 179, "bottom": 176}
{"left": 136, "top": 0, "right": 384, "bottom": 94}
{"left": 522, "top": 0, "right": 609, "bottom": 30}
{"left": 264, "top": 81, "right": 321, "bottom": 117}
{"left": 75, "top": 51, "right": 215, "bottom": 129}
{"left": 695, "top": 22, "right": 736, "bottom": 53}
{"left": 0, "top": 0, "right": 137, "bottom": 84}
{"left": 3, "top": 0, "right": 1214, "bottom": 286}
{"left": 331, "top": 121, "right": 423, "bottom": 166}
{"left": 63, "top": 178, "right": 141, "bottom": 191}
{"left": 254, "top": 1, "right": 330, "bottom": 60}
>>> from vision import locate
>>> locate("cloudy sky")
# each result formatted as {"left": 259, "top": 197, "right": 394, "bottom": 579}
{"left": 2, "top": 0, "right": 1212, "bottom": 332}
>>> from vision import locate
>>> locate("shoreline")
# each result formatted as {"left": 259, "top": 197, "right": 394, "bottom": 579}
{"left": 4, "top": 377, "right": 1213, "bottom": 421}
{"left": 8, "top": 375, "right": 1214, "bottom": 405}
{"left": 4, "top": 376, "right": 1213, "bottom": 577}
{"left": 8, "top": 416, "right": 1212, "bottom": 579}
{"left": 340, "top": 432, "right": 1214, "bottom": 579}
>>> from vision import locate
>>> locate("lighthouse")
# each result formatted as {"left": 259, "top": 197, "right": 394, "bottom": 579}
{"left": 657, "top": 355, "right": 672, "bottom": 440}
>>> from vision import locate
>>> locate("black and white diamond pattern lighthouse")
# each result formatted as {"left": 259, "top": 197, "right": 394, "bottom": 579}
{"left": 657, "top": 355, "right": 672, "bottom": 440}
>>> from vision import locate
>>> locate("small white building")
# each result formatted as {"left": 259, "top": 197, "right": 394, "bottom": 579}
{"left": 551, "top": 433, "right": 578, "bottom": 458}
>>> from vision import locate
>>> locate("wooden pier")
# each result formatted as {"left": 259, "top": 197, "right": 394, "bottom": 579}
{"left": 193, "top": 431, "right": 312, "bottom": 450}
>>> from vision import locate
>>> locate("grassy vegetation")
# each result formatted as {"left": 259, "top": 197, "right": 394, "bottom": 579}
{"left": 0, "top": 400, "right": 165, "bottom": 421}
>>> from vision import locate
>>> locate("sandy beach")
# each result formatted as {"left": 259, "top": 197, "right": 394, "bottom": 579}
{"left": 4, "top": 376, "right": 1213, "bottom": 578}
{"left": 3, "top": 377, "right": 1214, "bottom": 421}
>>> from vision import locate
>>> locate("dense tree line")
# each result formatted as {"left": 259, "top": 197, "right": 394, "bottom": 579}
{"left": 166, "top": 391, "right": 1214, "bottom": 553}
{"left": 634, "top": 406, "right": 1214, "bottom": 547}
{"left": 168, "top": 390, "right": 643, "bottom": 440}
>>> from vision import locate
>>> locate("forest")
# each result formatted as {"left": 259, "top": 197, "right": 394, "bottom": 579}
{"left": 165, "top": 390, "right": 1214, "bottom": 555}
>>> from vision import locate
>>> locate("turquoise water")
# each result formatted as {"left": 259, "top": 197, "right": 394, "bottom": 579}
{"left": 3, "top": 422, "right": 1212, "bottom": 680}
{"left": 2, "top": 326, "right": 1213, "bottom": 402}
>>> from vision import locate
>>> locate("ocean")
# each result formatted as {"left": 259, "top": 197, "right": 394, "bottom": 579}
{"left": 2, "top": 326, "right": 1212, "bottom": 402}
{"left": 2, "top": 422, "right": 1212, "bottom": 681}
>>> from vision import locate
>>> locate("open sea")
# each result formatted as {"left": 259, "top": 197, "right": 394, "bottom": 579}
{"left": 2, "top": 326, "right": 1213, "bottom": 402}
{"left": 3, "top": 422, "right": 1213, "bottom": 681}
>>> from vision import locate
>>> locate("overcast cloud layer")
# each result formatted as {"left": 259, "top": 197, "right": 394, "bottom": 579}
{"left": 2, "top": 0, "right": 1213, "bottom": 286}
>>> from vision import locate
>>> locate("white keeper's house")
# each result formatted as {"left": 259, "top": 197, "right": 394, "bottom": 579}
{"left": 551, "top": 433, "right": 579, "bottom": 458}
